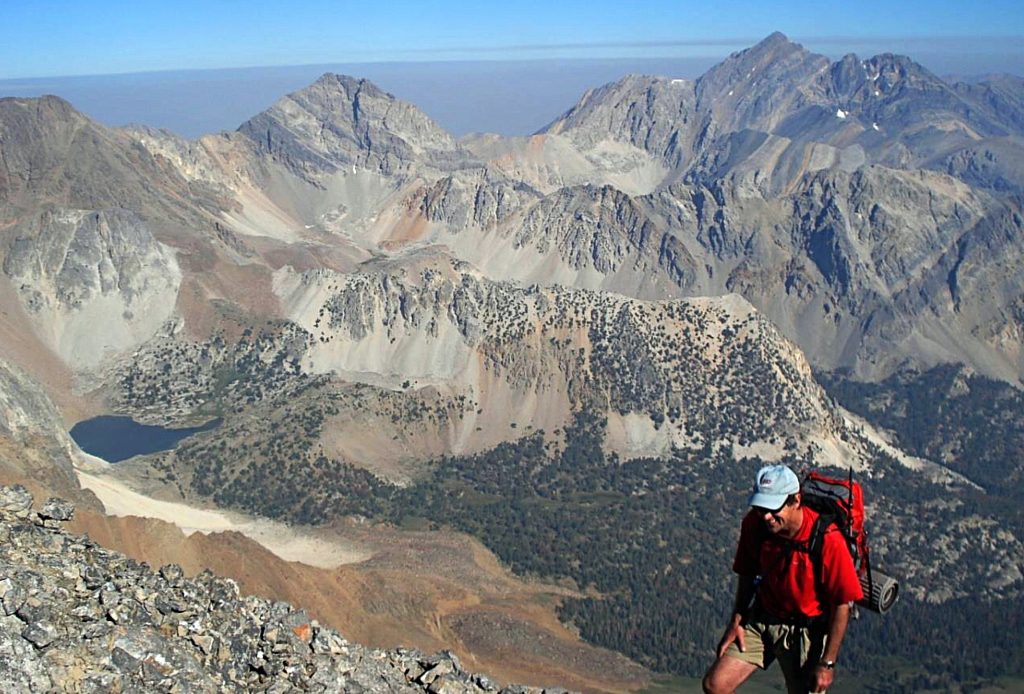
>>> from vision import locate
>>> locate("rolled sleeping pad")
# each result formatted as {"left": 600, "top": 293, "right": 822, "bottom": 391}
{"left": 858, "top": 569, "right": 899, "bottom": 613}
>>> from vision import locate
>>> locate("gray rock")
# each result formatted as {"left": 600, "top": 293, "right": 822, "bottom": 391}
{"left": 419, "top": 658, "right": 455, "bottom": 684}
{"left": 0, "top": 485, "right": 33, "bottom": 519}
{"left": 2, "top": 582, "right": 26, "bottom": 616}
{"left": 38, "top": 496, "right": 75, "bottom": 522}
{"left": 474, "top": 674, "right": 498, "bottom": 691}
{"left": 190, "top": 633, "right": 215, "bottom": 655}
{"left": 0, "top": 615, "right": 53, "bottom": 691}
{"left": 82, "top": 565, "right": 105, "bottom": 590}
{"left": 15, "top": 595, "right": 46, "bottom": 623}
{"left": 21, "top": 620, "right": 59, "bottom": 648}
{"left": 159, "top": 563, "right": 184, "bottom": 582}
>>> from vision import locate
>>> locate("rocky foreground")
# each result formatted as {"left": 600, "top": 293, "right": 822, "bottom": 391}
{"left": 0, "top": 486, "right": 564, "bottom": 693}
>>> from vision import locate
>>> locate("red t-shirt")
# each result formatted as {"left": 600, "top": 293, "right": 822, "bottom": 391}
{"left": 733, "top": 506, "right": 864, "bottom": 619}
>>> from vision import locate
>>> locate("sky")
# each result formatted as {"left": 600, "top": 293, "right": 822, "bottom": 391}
{"left": 3, "top": 0, "right": 1023, "bottom": 79}
{"left": 2, "top": 1, "right": 1023, "bottom": 138}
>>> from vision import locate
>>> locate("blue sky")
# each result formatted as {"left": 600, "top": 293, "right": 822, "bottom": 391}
{"left": 3, "top": 0, "right": 1023, "bottom": 79}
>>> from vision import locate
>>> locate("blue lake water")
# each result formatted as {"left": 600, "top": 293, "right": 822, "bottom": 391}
{"left": 69, "top": 415, "right": 221, "bottom": 463}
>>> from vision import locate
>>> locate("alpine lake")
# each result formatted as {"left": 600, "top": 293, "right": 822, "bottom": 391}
{"left": 70, "top": 415, "right": 221, "bottom": 463}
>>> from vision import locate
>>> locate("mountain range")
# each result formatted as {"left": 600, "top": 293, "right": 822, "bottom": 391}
{"left": 2, "top": 32, "right": 1024, "bottom": 690}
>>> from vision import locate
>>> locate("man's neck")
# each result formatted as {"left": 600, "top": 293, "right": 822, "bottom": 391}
{"left": 780, "top": 507, "right": 804, "bottom": 539}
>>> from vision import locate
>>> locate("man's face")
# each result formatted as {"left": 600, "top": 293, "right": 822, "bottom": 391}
{"left": 753, "top": 495, "right": 800, "bottom": 535}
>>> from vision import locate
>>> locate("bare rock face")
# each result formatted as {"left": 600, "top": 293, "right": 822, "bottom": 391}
{"left": 0, "top": 96, "right": 95, "bottom": 207}
{"left": 952, "top": 74, "right": 1024, "bottom": 136}
{"left": 0, "top": 360, "right": 81, "bottom": 499}
{"left": 0, "top": 360, "right": 65, "bottom": 441}
{"left": 3, "top": 207, "right": 181, "bottom": 369}
{"left": 0, "top": 486, "right": 544, "bottom": 693}
{"left": 418, "top": 168, "right": 541, "bottom": 233}
{"left": 0, "top": 96, "right": 224, "bottom": 222}
{"left": 694, "top": 31, "right": 833, "bottom": 136}
{"left": 541, "top": 74, "right": 698, "bottom": 172}
{"left": 238, "top": 73, "right": 472, "bottom": 180}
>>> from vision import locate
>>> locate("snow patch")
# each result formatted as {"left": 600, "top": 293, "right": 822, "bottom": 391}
{"left": 836, "top": 109, "right": 847, "bottom": 119}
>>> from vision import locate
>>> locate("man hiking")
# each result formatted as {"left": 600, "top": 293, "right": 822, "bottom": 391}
{"left": 703, "top": 464, "right": 863, "bottom": 694}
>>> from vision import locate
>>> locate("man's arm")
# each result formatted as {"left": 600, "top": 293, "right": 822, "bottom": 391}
{"left": 716, "top": 574, "right": 757, "bottom": 658}
{"left": 810, "top": 602, "right": 852, "bottom": 692}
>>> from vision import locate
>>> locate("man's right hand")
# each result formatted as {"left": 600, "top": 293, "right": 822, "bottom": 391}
{"left": 716, "top": 615, "right": 747, "bottom": 658}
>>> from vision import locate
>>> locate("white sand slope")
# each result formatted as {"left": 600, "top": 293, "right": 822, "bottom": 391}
{"left": 76, "top": 468, "right": 371, "bottom": 569}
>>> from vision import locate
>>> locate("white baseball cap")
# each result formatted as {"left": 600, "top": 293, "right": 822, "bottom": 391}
{"left": 748, "top": 464, "right": 800, "bottom": 510}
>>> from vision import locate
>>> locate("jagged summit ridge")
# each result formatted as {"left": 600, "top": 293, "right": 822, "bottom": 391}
{"left": 542, "top": 31, "right": 1024, "bottom": 181}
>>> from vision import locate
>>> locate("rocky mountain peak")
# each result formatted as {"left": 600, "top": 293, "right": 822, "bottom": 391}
{"left": 865, "top": 52, "right": 936, "bottom": 81}
{"left": 536, "top": 73, "right": 697, "bottom": 172}
{"left": 694, "top": 33, "right": 829, "bottom": 128}
{"left": 0, "top": 94, "right": 82, "bottom": 125}
{"left": 737, "top": 31, "right": 804, "bottom": 62}
{"left": 237, "top": 72, "right": 469, "bottom": 179}
{"left": 830, "top": 51, "right": 948, "bottom": 101}
{"left": 697, "top": 31, "right": 817, "bottom": 89}
{"left": 541, "top": 74, "right": 692, "bottom": 131}
{"left": 0, "top": 96, "right": 96, "bottom": 205}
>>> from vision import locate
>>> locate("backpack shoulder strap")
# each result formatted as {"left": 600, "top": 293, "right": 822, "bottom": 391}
{"left": 806, "top": 514, "right": 831, "bottom": 596}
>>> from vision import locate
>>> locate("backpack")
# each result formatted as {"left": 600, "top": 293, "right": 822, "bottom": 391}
{"left": 759, "top": 469, "right": 898, "bottom": 615}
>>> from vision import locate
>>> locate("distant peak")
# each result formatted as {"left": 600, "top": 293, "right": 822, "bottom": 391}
{"left": 864, "top": 52, "right": 926, "bottom": 72}
{"left": 0, "top": 94, "right": 76, "bottom": 113}
{"left": 304, "top": 72, "right": 384, "bottom": 98}
{"left": 711, "top": 31, "right": 809, "bottom": 73}
{"left": 861, "top": 52, "right": 945, "bottom": 85}
{"left": 763, "top": 31, "right": 791, "bottom": 44}
{"left": 313, "top": 72, "right": 367, "bottom": 88}
{"left": 0, "top": 94, "right": 90, "bottom": 130}
{"left": 601, "top": 73, "right": 680, "bottom": 94}
{"left": 750, "top": 31, "right": 802, "bottom": 53}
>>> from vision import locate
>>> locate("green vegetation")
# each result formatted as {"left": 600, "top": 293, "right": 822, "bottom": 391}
{"left": 170, "top": 394, "right": 1024, "bottom": 689}
{"left": 818, "top": 364, "right": 1024, "bottom": 689}
{"left": 819, "top": 364, "right": 1024, "bottom": 501}
{"left": 115, "top": 321, "right": 314, "bottom": 423}
{"left": 118, "top": 310, "right": 1024, "bottom": 689}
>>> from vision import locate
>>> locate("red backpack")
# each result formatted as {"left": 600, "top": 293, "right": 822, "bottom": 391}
{"left": 799, "top": 469, "right": 897, "bottom": 614}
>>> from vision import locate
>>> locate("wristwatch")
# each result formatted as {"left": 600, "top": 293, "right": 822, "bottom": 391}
{"left": 818, "top": 660, "right": 836, "bottom": 670}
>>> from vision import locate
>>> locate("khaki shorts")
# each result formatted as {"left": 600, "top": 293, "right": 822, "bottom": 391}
{"left": 726, "top": 616, "right": 827, "bottom": 694}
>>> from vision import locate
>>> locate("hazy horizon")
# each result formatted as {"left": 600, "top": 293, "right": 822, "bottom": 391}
{"left": 3, "top": 46, "right": 1024, "bottom": 141}
{"left": 4, "top": 0, "right": 1023, "bottom": 138}
{"left": 0, "top": 57, "right": 723, "bottom": 139}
